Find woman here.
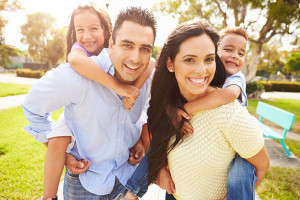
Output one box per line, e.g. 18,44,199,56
148,20,270,200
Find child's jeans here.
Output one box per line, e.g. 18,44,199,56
125,153,256,200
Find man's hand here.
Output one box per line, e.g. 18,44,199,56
157,166,176,194
128,139,145,165
65,153,91,174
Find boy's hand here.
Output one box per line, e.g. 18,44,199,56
128,139,145,165
114,84,140,100
65,153,91,174
174,109,193,136
122,96,136,111
157,166,176,194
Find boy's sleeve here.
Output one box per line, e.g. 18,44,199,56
223,71,247,106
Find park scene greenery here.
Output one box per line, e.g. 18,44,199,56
0,0,300,199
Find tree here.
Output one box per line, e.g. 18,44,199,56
152,0,300,81
0,0,22,36
21,12,66,68
45,27,67,68
285,52,300,75
0,44,22,68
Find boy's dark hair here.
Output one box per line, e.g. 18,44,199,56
112,7,157,43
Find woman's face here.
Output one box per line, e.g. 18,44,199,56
168,34,216,102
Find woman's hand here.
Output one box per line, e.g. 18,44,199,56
65,153,91,174
157,166,176,194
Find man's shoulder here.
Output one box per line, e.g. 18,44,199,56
90,48,112,72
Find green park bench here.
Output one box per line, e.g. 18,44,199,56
256,101,296,156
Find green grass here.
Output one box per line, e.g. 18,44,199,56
0,83,32,97
0,106,63,199
247,99,300,134
257,167,300,200
273,138,300,158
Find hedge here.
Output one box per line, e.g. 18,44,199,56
16,68,45,78
257,80,300,92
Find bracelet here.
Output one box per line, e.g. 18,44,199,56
41,195,58,200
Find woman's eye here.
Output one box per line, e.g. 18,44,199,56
184,58,194,63
206,57,215,62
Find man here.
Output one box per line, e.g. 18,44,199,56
22,7,156,199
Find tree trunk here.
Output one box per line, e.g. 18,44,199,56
48,59,56,69
243,41,263,82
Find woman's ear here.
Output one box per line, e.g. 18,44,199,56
167,58,174,72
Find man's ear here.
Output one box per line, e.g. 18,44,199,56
166,57,174,72
109,36,114,49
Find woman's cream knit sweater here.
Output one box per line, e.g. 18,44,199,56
168,100,264,200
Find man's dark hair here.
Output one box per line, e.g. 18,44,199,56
112,7,157,43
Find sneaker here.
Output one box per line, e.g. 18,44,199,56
113,193,129,200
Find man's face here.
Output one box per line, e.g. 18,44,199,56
109,21,154,84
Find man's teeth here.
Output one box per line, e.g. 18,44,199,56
189,77,206,84
126,64,138,70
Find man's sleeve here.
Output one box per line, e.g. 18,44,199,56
22,64,82,143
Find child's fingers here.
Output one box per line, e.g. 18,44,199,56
177,108,189,119
170,179,176,193
183,122,193,134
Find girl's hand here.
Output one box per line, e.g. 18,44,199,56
114,84,140,100
122,97,136,111
157,166,176,194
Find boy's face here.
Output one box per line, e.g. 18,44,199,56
109,21,154,84
217,34,247,76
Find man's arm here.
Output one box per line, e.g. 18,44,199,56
22,65,81,143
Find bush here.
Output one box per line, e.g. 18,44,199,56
246,81,264,94
16,68,45,78
258,81,300,92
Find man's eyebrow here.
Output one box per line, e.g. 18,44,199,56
120,39,153,49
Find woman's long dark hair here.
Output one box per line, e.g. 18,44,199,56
148,20,226,184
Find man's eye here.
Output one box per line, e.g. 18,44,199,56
141,47,151,53
123,44,132,48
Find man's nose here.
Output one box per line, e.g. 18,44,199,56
130,49,140,64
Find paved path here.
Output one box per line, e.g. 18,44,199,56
1,73,300,199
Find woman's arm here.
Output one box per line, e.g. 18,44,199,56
68,49,139,99
245,146,270,186
184,85,241,115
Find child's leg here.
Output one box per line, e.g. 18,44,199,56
165,193,176,200
227,154,257,200
43,136,71,199
124,150,150,199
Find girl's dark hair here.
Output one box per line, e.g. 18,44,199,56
148,20,226,184
66,2,112,61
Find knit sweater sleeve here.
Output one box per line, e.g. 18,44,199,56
223,101,264,158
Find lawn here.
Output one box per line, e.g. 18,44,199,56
257,167,300,200
0,83,32,97
0,106,63,199
247,99,300,134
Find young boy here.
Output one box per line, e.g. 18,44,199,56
116,27,255,200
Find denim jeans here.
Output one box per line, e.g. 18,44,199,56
125,150,149,198
164,155,257,200
63,168,127,200
226,155,257,200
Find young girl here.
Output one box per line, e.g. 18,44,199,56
42,3,154,200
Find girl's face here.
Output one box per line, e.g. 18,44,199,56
168,34,216,102
74,9,105,55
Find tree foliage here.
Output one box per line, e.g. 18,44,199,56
152,0,300,81
0,0,22,36
285,52,300,74
21,12,66,68
0,44,22,68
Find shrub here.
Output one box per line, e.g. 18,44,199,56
246,81,265,94
258,81,300,92
16,68,45,78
